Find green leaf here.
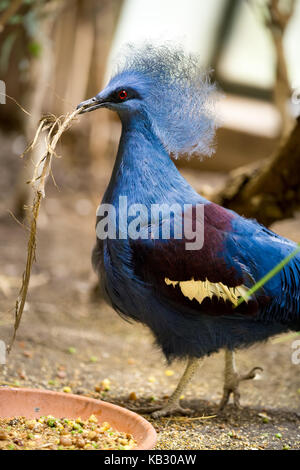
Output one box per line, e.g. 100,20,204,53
8,14,23,25
0,1,10,13
28,41,42,57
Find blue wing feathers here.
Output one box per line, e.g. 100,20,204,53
130,203,300,324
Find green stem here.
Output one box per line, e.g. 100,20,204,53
237,243,300,306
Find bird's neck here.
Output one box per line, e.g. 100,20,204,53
103,114,202,207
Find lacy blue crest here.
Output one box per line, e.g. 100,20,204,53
110,43,219,158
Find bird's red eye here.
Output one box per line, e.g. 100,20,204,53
118,90,128,100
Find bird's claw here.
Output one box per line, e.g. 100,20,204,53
128,402,194,418
151,404,194,418
219,387,241,410
219,366,263,411
240,366,263,381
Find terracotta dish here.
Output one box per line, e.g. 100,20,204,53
0,387,157,450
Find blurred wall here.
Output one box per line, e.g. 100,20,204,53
0,0,299,187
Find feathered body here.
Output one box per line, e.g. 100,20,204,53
87,45,300,362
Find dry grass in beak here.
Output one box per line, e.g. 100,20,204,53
8,106,85,353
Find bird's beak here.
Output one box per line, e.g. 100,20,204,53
76,95,108,114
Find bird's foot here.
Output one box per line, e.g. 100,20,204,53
151,403,194,418
219,366,263,411
128,401,194,418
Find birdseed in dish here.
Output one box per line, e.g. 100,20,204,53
0,415,136,450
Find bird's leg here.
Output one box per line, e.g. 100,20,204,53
219,349,263,410
151,357,203,418
130,357,203,418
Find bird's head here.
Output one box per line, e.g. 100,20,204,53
77,70,148,115
78,43,219,158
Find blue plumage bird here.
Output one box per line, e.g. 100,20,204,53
78,44,300,416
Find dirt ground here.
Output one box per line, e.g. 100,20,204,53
0,138,300,450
